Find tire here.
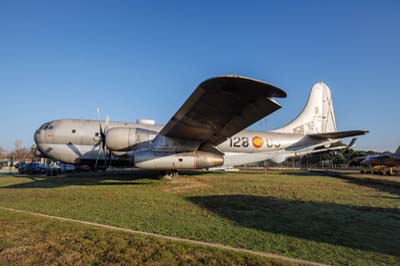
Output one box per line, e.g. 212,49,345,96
160,170,178,181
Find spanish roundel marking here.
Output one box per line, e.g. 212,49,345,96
252,136,263,148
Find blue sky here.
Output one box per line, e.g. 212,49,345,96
0,0,399,151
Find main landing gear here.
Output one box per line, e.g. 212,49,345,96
160,170,178,180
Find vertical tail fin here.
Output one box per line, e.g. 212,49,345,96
395,146,400,154
272,82,337,135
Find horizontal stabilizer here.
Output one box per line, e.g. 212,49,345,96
308,130,368,140
294,145,347,156
287,136,358,153
305,138,358,155
286,136,331,152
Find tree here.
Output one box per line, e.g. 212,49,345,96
333,152,346,165
14,139,22,160
0,146,7,160
9,140,35,161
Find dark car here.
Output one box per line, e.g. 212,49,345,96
18,162,42,174
15,161,25,169
75,164,91,172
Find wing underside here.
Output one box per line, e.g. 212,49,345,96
159,76,286,146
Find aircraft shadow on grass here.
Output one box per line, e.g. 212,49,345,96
2,170,221,189
186,194,400,257
282,171,400,197
2,172,158,189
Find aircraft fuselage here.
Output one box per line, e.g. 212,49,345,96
34,119,304,167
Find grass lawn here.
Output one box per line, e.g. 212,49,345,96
0,170,399,265
0,208,292,266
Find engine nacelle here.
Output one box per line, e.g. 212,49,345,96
133,150,224,170
105,127,137,151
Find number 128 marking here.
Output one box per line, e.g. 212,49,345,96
229,137,249,148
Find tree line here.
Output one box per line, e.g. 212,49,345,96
0,140,36,162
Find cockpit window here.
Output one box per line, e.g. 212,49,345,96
40,122,55,130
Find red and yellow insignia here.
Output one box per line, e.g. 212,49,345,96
252,136,263,148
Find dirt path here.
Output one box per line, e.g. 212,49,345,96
0,206,327,266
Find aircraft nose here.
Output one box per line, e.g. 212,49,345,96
34,123,47,149
34,128,43,145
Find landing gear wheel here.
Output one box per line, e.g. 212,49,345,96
160,170,178,181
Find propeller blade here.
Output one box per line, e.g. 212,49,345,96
95,147,101,170
96,107,101,122
95,108,111,170
105,115,110,129
104,149,112,168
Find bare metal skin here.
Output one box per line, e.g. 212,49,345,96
34,76,367,171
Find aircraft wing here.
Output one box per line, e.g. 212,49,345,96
159,76,286,146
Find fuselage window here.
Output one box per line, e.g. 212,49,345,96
95,132,99,137
72,129,76,134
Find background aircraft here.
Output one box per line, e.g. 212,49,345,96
34,76,367,179
361,146,400,175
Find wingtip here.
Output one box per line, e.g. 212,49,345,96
202,75,287,98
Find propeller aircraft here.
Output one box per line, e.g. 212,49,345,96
34,76,368,179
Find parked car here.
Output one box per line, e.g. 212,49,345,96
15,161,25,169
18,162,42,174
17,163,29,174
59,163,75,173
75,164,91,172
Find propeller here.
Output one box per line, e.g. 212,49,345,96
95,108,111,170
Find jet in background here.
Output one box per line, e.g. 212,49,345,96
361,146,400,175
34,76,368,179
